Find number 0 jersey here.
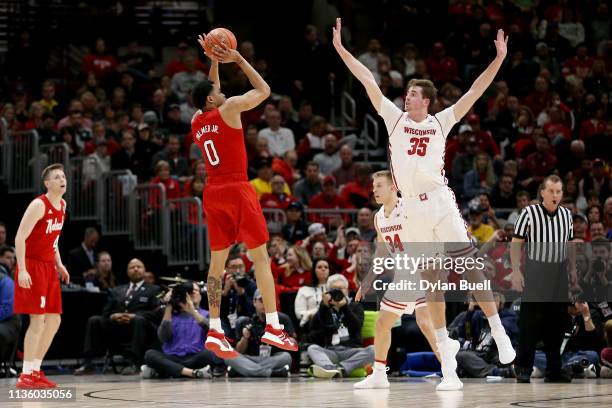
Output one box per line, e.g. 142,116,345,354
26,195,65,263
377,98,458,197
191,108,248,184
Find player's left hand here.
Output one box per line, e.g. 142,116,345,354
494,29,508,59
213,43,242,64
58,264,70,284
197,34,222,61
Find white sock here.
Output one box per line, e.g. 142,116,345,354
374,362,387,372
22,361,33,375
209,318,222,332
488,313,504,335
32,359,42,372
266,312,281,329
435,328,449,343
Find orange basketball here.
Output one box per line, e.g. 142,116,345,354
204,27,237,56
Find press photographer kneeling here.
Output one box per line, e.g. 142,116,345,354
142,281,223,379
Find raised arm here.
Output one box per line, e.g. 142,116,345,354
453,29,508,121
198,34,220,89
332,18,383,111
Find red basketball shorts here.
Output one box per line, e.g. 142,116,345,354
203,181,269,251
14,258,62,315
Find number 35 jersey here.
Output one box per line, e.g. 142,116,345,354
191,107,248,185
377,97,458,197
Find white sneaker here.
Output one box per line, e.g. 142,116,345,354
140,365,158,379
193,365,212,379
311,365,340,378
600,366,612,379
437,338,460,376
585,364,598,379
354,371,390,389
492,330,516,365
436,374,464,391
531,366,544,378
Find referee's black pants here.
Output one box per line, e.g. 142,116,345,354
516,259,568,377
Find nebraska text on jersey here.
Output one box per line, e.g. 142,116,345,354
45,218,64,234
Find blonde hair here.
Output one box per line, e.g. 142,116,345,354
372,170,393,183
290,245,313,272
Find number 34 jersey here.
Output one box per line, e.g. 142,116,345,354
191,108,248,184
375,198,410,256
377,97,458,197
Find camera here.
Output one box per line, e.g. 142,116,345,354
327,288,345,302
168,282,193,311
232,273,249,288
592,258,606,275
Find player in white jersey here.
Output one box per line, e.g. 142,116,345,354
332,18,515,391
354,171,438,389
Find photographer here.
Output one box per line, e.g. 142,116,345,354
581,239,611,301
141,281,223,379
306,274,374,378
221,255,257,331
225,289,294,377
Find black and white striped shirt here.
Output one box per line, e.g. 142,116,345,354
514,204,574,263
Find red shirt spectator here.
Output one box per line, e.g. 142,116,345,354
340,165,372,208
82,38,117,80
562,46,594,77
149,161,181,209
524,77,552,116
579,118,607,140
523,137,558,184
308,176,352,226
467,114,500,157
260,175,296,210
426,43,458,82
164,41,208,77
272,151,299,187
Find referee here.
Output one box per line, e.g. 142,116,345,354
510,175,577,384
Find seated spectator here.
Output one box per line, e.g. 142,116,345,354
590,222,606,241
164,41,207,77
136,123,162,166
293,161,322,204
313,135,341,176
425,42,458,83
507,191,530,226
356,208,377,242
524,76,552,117
171,54,206,102
151,135,189,181
306,274,374,378
282,202,309,244
340,164,372,209
164,104,191,136
519,136,558,196
149,161,182,207
250,157,291,198
111,130,149,181
59,105,92,151
221,256,258,328
297,116,335,163
141,281,222,379
490,174,516,210
333,145,357,187
0,223,6,247
84,122,119,156
67,227,99,284
75,258,161,376
478,193,502,230
226,289,293,377
0,245,15,276
573,213,589,241
272,150,300,188
468,207,494,243
358,38,384,73
451,135,480,197
81,38,117,81
308,176,351,226
118,40,155,80
463,153,497,200
579,159,610,205
0,251,20,367
82,139,111,183
83,251,116,291
260,175,296,211
295,259,330,328
588,205,603,224
277,246,313,292
467,114,501,160
257,109,295,157
455,292,518,378
38,80,59,115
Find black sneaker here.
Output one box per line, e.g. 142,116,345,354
271,365,290,378
544,371,572,383
212,365,227,378
515,367,531,383
120,363,140,376
74,362,95,376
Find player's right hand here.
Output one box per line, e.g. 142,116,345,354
332,18,343,51
213,44,242,64
18,270,32,289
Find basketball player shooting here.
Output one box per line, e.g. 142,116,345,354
191,34,297,358
333,18,515,390
13,164,70,389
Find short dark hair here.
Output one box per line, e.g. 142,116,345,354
192,80,214,110
41,163,65,182
225,254,244,268
541,174,562,191
0,245,14,257
305,161,319,170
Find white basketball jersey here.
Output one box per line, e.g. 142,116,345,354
375,198,410,255
378,97,458,197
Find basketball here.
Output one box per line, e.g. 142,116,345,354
203,27,237,56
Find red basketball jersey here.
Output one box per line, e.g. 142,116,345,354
26,195,65,262
192,108,247,184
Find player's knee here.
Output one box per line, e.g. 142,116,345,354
376,314,395,331
46,314,61,327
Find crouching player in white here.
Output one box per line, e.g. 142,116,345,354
333,19,515,391
354,171,438,389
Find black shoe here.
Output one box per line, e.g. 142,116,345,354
74,363,95,376
270,365,289,378
515,368,531,383
120,364,140,376
544,371,572,383
212,365,227,378
498,366,516,378
227,366,240,378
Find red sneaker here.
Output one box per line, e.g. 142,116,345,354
261,325,298,351
33,371,57,388
16,373,46,389
205,329,238,359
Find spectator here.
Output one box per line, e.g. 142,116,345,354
295,258,331,328
308,176,351,226
141,281,222,379
111,130,148,181
277,246,313,292
463,153,497,200
313,135,341,176
171,54,206,102
306,274,374,378
520,136,558,195
356,208,377,242
59,104,93,150
164,104,191,136
83,251,116,291
150,160,182,206
250,157,291,198
588,205,604,224
67,227,100,284
136,123,161,167
81,38,117,81
425,42,458,83
573,213,589,241
78,72,107,102
293,161,322,204
524,76,552,117
468,207,495,243
579,159,610,204
272,150,300,187
0,262,20,368
260,175,296,211
226,289,293,377
332,145,357,187
84,121,119,155
0,222,7,247
257,110,295,157
75,258,161,375
0,246,15,277
358,39,384,73
490,174,516,210
282,202,309,244
221,256,258,328
507,191,531,226
118,40,155,80
590,222,606,241
164,41,207,77
82,138,111,182
297,116,334,163
38,80,59,115
151,135,189,180
340,164,372,209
